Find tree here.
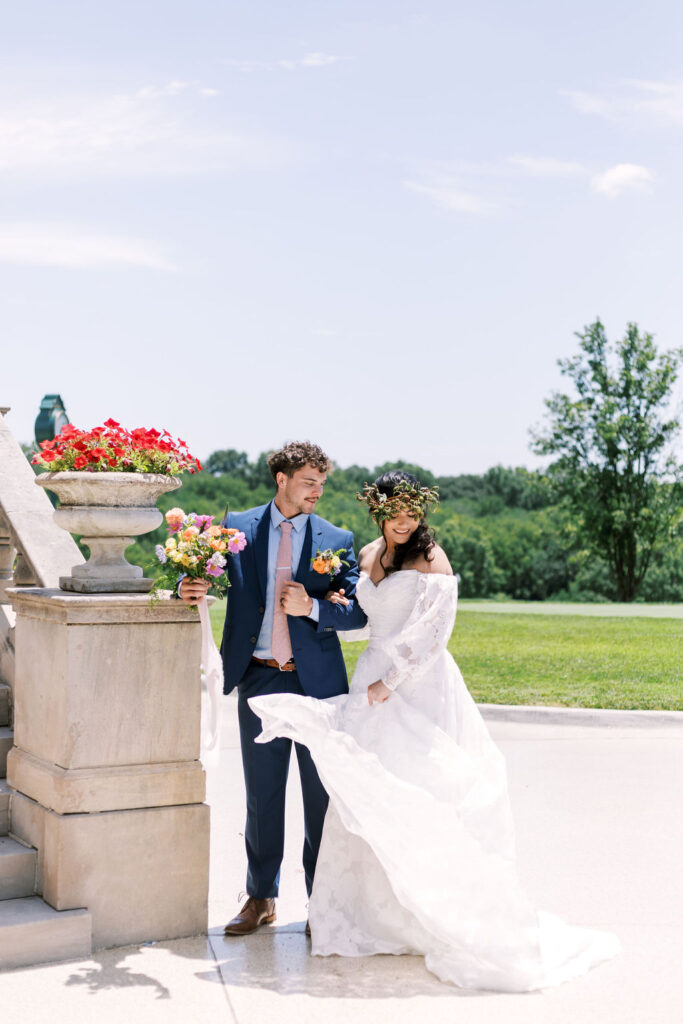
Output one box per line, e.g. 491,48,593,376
531,319,683,601
204,449,250,478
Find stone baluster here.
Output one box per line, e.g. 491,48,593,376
0,512,16,605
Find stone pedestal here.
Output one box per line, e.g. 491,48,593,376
6,588,210,949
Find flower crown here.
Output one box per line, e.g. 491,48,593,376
356,480,440,523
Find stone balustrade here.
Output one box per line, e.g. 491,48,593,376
0,406,209,966
0,407,84,697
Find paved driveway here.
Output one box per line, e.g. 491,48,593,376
3,698,682,1024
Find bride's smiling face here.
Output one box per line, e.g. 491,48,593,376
383,510,420,547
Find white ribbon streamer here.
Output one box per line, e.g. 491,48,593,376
197,595,223,766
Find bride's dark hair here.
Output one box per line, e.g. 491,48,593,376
375,470,436,575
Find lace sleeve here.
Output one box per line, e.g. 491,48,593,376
381,574,458,691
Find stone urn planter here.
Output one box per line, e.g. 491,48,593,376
35,472,181,593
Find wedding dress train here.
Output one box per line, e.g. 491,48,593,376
249,570,620,991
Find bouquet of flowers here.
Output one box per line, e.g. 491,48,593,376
31,419,202,475
152,507,247,601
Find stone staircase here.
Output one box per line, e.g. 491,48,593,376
0,681,92,970
0,411,92,971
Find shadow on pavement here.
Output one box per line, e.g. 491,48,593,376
64,947,171,1000
207,926,515,1001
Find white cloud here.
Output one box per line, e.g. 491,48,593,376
226,53,346,72
505,155,585,177
404,178,493,215
406,152,654,216
280,52,344,70
591,163,654,198
564,79,683,125
0,81,291,180
135,80,190,99
0,224,176,271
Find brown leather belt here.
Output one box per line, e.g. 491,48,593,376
251,656,297,672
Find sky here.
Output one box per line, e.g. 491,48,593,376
1,0,682,475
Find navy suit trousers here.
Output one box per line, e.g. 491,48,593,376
237,660,329,899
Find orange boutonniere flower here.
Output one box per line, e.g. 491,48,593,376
311,547,349,581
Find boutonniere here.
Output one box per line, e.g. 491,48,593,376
311,547,349,581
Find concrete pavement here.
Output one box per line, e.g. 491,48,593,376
2,696,682,1024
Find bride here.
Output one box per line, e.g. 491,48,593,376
249,470,620,992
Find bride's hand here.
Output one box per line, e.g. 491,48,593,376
368,680,392,705
325,588,350,606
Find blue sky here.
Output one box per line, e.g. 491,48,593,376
2,1,682,474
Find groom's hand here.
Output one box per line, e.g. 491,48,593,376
179,577,209,605
280,581,314,617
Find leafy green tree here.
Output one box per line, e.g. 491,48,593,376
249,452,276,490
531,319,683,601
438,519,505,597
372,460,436,486
204,449,250,478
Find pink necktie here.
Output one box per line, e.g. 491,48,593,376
271,520,293,667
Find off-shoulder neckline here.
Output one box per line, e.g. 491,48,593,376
357,568,452,589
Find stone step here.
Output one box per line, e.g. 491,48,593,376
0,727,11,778
0,684,9,728
0,781,9,836
0,836,36,900
0,897,92,971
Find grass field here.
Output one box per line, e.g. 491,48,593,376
209,601,682,711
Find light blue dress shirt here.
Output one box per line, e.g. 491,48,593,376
255,502,319,659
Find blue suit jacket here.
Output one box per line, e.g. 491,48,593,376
220,502,368,697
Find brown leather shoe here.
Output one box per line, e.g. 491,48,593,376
224,897,276,936
305,919,311,938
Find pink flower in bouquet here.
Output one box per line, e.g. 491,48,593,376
205,550,227,578
165,507,185,531
227,531,247,554
195,515,214,531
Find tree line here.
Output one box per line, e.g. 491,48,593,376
129,320,682,603
126,454,681,603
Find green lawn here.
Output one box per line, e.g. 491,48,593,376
209,601,682,710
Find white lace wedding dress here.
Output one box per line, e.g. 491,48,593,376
249,570,620,991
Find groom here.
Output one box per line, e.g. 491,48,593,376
180,441,367,935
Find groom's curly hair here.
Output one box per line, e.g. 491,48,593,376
267,441,331,480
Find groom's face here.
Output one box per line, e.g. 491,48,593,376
276,464,327,517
